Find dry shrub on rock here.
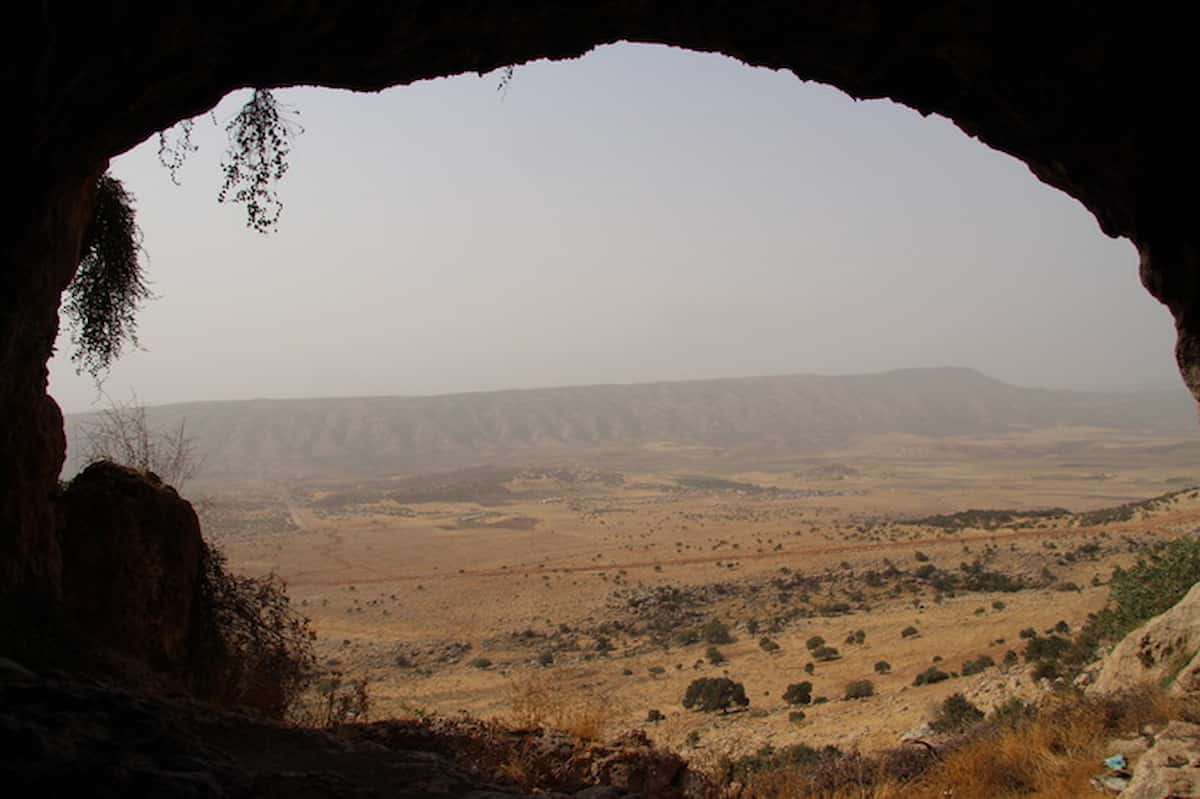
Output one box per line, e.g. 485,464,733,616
192,541,317,719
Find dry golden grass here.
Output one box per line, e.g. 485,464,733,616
505,671,624,741
731,686,1200,799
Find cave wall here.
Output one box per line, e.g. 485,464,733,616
1,3,1197,612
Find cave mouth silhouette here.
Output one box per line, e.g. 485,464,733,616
3,4,1197,614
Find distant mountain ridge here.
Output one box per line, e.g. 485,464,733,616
63,368,1198,482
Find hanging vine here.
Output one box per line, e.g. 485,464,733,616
218,90,302,234
157,118,199,185
63,173,153,379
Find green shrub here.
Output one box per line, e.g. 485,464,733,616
913,666,950,686
844,679,875,699
929,693,984,733
783,681,813,705
989,697,1036,729
1032,660,1060,681
722,743,843,783
813,645,841,662
682,677,749,713
788,710,806,724
702,619,734,644
961,654,995,676
901,626,919,639
469,657,493,669
672,628,700,646
1023,635,1071,662
1086,538,1200,643
705,645,726,665
759,637,781,654
874,660,891,674
806,635,826,651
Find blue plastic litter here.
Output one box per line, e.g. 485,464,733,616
1104,754,1127,771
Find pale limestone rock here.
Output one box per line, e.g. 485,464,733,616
1090,582,1200,696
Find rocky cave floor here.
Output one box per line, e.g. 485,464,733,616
0,657,691,799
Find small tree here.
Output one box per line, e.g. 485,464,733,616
682,677,749,713
874,660,892,674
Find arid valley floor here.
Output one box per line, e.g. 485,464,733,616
199,423,1200,760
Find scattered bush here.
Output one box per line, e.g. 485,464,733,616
805,635,826,651
683,677,749,713
929,693,984,734
758,637,780,654
705,645,726,665
469,657,493,669
913,666,950,686
874,660,891,674
788,710,806,724
961,654,995,676
783,681,813,705
646,708,665,723
1032,660,1060,681
901,626,919,639
702,619,734,645
1023,635,1071,663
813,645,841,662
672,628,700,647
844,679,875,700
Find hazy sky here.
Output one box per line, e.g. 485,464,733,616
48,43,1182,413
